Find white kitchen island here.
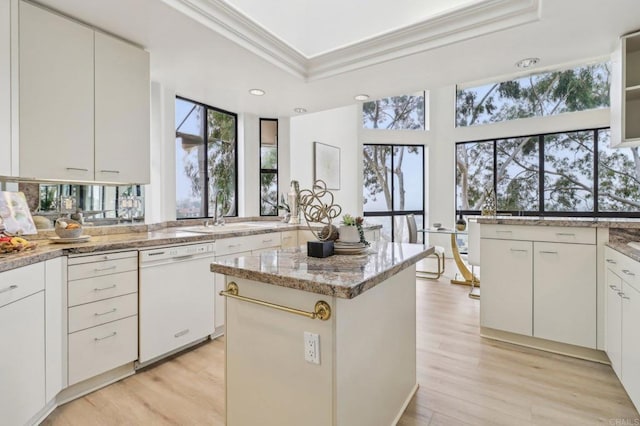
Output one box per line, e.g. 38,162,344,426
210,242,432,426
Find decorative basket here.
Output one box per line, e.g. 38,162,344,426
55,219,83,238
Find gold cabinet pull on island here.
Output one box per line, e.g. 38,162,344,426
220,281,332,321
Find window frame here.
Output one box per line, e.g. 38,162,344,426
175,95,238,220
362,91,427,131
259,118,278,216
455,127,640,218
363,143,426,241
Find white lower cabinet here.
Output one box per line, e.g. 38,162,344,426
0,291,45,426
480,225,597,349
606,263,623,376
67,251,138,386
533,242,596,348
480,238,532,335
621,282,640,409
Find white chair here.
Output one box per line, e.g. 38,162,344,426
406,214,445,279
467,218,480,299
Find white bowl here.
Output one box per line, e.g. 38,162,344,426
432,223,442,229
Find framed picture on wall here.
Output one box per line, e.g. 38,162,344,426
314,142,340,190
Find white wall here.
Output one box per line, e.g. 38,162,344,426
290,105,360,217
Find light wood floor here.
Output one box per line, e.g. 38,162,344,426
43,259,639,425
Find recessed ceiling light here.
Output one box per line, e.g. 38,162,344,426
293,107,307,113
249,88,265,96
515,57,540,69
354,94,370,101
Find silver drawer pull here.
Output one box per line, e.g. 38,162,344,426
94,308,117,317
262,239,273,243
610,285,620,291
228,244,240,248
622,269,636,276
622,294,631,300
510,248,528,252
0,284,18,294
606,259,617,264
539,250,558,254
99,169,120,174
556,233,575,237
94,265,117,272
174,329,190,338
94,332,117,342
496,230,513,233
94,284,116,292
66,167,89,172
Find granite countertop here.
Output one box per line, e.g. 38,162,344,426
210,242,433,299
476,216,640,228
606,241,640,263
0,221,383,273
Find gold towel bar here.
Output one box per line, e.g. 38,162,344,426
219,282,332,321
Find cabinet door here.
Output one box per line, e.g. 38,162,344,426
94,32,150,184
605,266,623,377
533,242,596,348
0,0,10,176
622,282,640,410
45,258,65,400
19,2,94,180
480,238,533,336
0,292,45,426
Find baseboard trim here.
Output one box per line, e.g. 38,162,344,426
56,363,135,406
392,382,419,426
481,327,609,364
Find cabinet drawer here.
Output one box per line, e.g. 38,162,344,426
481,224,595,244
68,256,137,281
68,250,137,266
68,315,138,386
68,292,137,333
216,233,281,256
0,262,45,308
68,270,138,306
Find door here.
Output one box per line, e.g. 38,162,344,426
605,266,623,376
622,282,640,409
94,32,150,184
19,2,94,180
480,238,533,336
533,242,596,348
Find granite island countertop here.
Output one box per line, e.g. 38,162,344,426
210,242,433,299
476,216,640,228
0,221,382,273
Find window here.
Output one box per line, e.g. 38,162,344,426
362,92,426,130
456,128,640,217
363,144,424,242
456,61,610,127
260,119,278,216
175,97,237,219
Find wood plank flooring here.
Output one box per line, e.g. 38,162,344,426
43,259,639,425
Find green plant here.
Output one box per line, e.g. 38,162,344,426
341,214,370,246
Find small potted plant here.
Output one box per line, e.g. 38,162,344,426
339,214,369,245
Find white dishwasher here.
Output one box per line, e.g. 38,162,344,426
139,242,215,365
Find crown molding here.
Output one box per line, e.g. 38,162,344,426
160,0,307,79
162,0,541,82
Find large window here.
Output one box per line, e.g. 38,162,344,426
456,61,610,127
363,144,424,242
456,128,640,217
175,97,237,219
260,119,278,216
362,92,426,130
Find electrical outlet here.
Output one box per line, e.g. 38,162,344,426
304,331,320,364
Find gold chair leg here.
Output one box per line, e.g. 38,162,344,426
417,252,443,280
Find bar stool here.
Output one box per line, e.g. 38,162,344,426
406,214,445,279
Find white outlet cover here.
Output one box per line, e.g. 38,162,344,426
304,331,320,364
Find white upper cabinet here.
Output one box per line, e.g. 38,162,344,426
612,30,640,147
19,1,94,181
0,0,10,176
95,32,150,184
18,2,150,183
